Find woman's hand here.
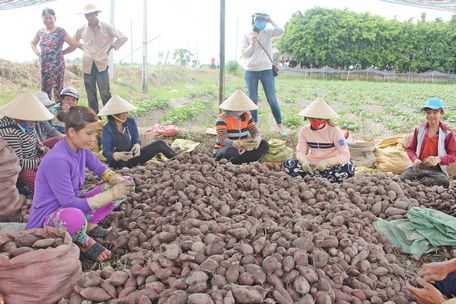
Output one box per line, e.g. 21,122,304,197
297,156,313,173
406,277,446,304
250,32,258,44
413,159,423,171
418,262,452,282
423,156,440,167
131,144,141,157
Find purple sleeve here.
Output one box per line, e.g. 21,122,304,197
85,149,107,178
43,157,91,212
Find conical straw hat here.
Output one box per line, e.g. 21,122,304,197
98,95,137,116
298,97,339,119
219,90,258,111
33,91,53,106
0,92,53,121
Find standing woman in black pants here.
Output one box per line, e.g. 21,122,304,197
99,95,176,169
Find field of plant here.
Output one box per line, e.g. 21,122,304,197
1,62,456,139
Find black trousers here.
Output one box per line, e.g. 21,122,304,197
214,140,269,164
112,140,177,169
400,166,449,188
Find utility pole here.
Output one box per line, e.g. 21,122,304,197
142,0,148,93
130,19,133,64
109,0,115,78
235,18,238,60
219,0,225,105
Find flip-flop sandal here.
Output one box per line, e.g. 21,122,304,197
87,225,109,238
80,242,110,262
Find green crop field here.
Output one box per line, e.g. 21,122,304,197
1,64,455,139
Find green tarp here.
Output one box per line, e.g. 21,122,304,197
374,207,456,256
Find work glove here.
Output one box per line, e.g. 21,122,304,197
131,144,141,157
87,183,131,211
297,156,313,173
113,151,133,162
423,156,440,167
315,159,332,172
412,159,423,171
108,174,132,187
232,139,243,150
253,135,262,149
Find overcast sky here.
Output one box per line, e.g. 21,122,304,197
0,0,453,65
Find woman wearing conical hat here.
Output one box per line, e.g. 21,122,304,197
0,92,54,192
284,98,355,183
99,95,177,169
214,90,269,164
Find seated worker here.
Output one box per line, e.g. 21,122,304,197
401,98,456,188
99,95,177,169
26,106,134,262
407,258,456,304
0,92,54,192
284,97,354,183
50,87,80,133
214,89,269,164
33,91,64,149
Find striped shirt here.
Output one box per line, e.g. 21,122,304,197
0,116,42,170
296,124,351,164
215,111,258,149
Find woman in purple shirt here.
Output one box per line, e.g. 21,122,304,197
26,106,133,262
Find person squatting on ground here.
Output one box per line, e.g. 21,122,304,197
214,90,269,164
284,97,355,183
67,3,127,114
407,258,456,304
26,106,134,262
31,7,78,101
241,11,288,136
99,95,177,169
401,98,456,188
0,93,56,192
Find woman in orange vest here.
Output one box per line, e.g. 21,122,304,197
214,90,269,164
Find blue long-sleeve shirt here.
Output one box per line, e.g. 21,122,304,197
101,117,140,166
26,139,107,229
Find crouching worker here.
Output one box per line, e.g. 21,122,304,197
26,106,135,262
284,98,354,183
99,95,177,169
0,92,55,193
407,258,456,304
401,98,456,188
214,89,269,164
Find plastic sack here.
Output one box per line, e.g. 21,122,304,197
0,139,23,221
146,124,179,136
348,139,376,168
0,227,81,304
374,135,412,174
171,139,200,154
261,139,294,163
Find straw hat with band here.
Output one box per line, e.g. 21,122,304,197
97,95,137,116
219,90,258,112
298,97,339,120
0,92,53,121
33,91,54,107
81,3,101,15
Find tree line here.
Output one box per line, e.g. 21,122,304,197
276,7,456,73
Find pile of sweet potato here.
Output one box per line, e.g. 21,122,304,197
60,154,454,303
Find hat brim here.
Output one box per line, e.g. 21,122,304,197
421,106,444,111
80,9,101,14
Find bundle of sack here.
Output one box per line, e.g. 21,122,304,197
0,138,23,221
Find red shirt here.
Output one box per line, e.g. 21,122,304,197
418,133,438,161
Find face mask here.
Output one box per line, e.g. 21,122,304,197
254,21,266,30
113,114,127,124
309,118,327,129
232,111,245,117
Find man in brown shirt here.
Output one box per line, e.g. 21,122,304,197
67,3,127,113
